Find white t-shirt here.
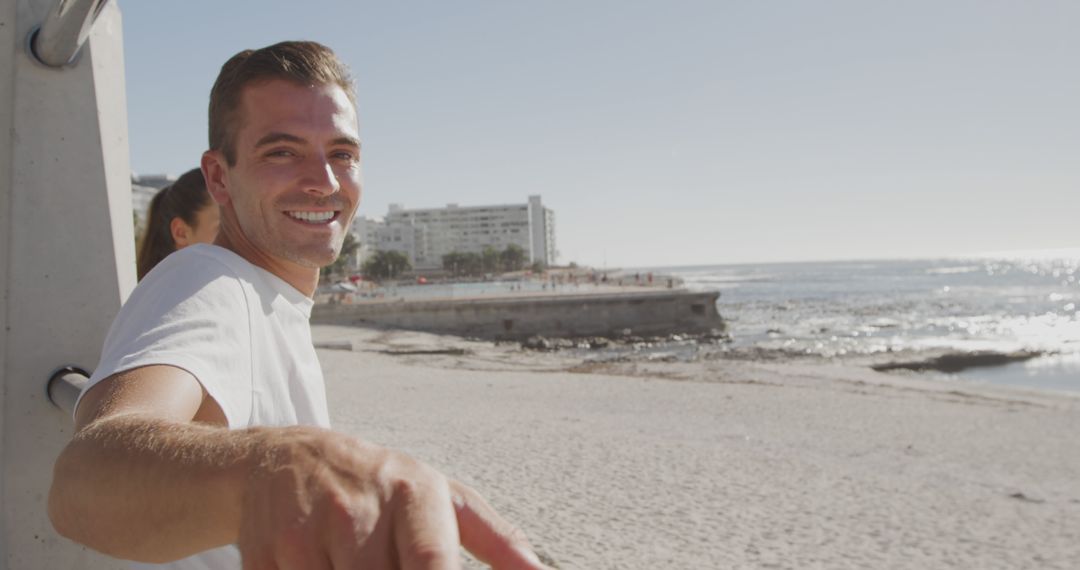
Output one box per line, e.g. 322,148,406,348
79,244,330,569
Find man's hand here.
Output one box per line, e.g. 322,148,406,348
238,426,548,570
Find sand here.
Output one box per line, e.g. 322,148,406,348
312,324,1080,570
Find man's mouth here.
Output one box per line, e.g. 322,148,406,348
286,210,338,224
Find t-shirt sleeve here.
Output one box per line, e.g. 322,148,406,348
78,255,253,428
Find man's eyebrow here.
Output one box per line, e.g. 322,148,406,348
331,136,362,149
254,132,306,148
253,133,361,150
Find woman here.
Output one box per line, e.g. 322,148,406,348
136,167,220,280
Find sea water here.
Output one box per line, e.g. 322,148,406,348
657,253,1080,394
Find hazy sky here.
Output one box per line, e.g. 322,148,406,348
119,1,1079,267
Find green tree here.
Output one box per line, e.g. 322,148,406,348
362,249,411,280
320,233,359,279
463,252,483,275
481,246,500,274
530,260,546,274
442,251,468,277
499,244,526,272
443,251,492,277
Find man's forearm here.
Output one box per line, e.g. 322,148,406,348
49,414,259,562
50,414,550,569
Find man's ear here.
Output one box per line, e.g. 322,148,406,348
201,150,231,205
170,217,192,248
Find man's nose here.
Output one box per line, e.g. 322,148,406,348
302,154,340,197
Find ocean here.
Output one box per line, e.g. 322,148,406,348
659,253,1080,394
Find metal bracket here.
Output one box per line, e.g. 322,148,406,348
26,0,111,68
47,366,90,415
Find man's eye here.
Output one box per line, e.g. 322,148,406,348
332,151,358,161
266,149,295,158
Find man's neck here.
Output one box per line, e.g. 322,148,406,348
212,230,318,298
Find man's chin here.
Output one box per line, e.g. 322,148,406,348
280,248,340,269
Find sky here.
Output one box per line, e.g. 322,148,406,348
118,1,1080,268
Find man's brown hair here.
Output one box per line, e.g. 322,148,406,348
208,41,356,165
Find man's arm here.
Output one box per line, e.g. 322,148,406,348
49,366,548,568
49,365,249,560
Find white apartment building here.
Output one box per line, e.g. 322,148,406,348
346,216,381,270
350,195,556,271
131,173,176,231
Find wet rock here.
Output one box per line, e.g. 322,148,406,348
522,336,552,351
551,338,576,350
704,328,730,341
871,350,1044,374
587,337,611,349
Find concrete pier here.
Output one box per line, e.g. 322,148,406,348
312,289,723,340
1,1,132,567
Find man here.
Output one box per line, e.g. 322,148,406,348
48,41,547,570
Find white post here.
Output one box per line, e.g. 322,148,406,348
0,0,133,567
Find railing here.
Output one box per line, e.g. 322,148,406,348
27,0,111,68
47,366,89,416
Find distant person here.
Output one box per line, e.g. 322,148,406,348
136,168,219,280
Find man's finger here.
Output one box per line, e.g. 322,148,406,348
450,480,550,570
327,493,393,570
333,531,395,570
392,476,461,570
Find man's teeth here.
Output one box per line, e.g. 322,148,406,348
288,211,335,222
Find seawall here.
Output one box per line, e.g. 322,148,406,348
312,289,723,340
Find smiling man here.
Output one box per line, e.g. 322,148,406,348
48,41,546,570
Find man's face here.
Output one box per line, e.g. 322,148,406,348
211,79,362,270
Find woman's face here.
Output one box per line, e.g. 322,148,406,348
174,203,221,249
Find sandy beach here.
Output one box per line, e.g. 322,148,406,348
312,324,1080,569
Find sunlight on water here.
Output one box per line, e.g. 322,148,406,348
664,254,1080,392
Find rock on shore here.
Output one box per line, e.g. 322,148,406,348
871,350,1044,373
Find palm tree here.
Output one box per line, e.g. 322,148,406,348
362,250,412,280
500,244,526,272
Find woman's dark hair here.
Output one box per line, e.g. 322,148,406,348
136,168,213,280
